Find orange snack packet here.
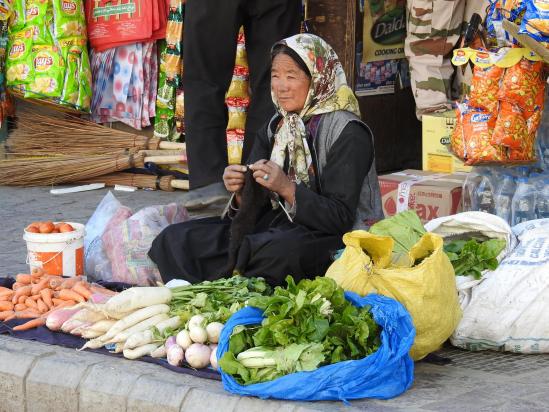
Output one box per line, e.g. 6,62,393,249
461,109,506,165
498,59,544,117
469,65,504,114
491,101,528,149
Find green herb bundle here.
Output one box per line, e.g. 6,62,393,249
444,238,506,279
219,276,381,385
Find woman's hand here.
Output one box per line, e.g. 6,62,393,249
223,164,247,193
250,160,296,205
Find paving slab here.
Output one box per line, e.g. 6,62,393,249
1,186,549,411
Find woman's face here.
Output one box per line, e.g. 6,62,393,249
271,53,311,113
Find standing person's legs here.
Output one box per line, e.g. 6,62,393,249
183,0,242,207
241,0,302,162
405,0,466,120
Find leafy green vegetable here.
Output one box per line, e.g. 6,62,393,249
444,238,506,279
369,210,426,265
219,276,380,385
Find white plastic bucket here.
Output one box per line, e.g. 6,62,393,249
23,222,85,276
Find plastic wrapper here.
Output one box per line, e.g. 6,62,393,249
52,0,86,39
451,107,466,160
491,101,528,149
9,0,26,30
226,97,248,130
498,58,544,118
25,0,50,27
25,45,65,98
61,50,79,105
520,0,549,41
5,28,33,86
469,65,504,114
462,108,505,165
227,128,244,165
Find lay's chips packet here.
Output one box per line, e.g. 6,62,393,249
26,45,65,98
77,45,91,111
8,0,26,30
25,0,50,27
61,48,80,105
52,0,86,39
6,28,33,85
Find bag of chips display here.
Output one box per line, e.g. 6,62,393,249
520,0,549,41
461,108,506,165
52,0,86,40
469,65,504,114
26,45,65,98
491,101,528,150
498,58,544,118
6,28,33,86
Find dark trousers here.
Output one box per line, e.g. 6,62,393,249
183,0,302,188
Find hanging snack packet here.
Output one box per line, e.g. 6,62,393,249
227,128,245,165
52,0,86,39
226,66,249,99
498,58,544,118
451,106,466,160
77,46,92,111
6,28,33,85
61,49,80,105
9,0,26,30
520,0,549,41
154,107,174,139
226,97,249,130
29,11,54,45
469,65,504,114
26,45,65,98
25,0,50,26
491,101,528,149
461,108,505,165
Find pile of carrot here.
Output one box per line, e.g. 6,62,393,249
0,268,104,330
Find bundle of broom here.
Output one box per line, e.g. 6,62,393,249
6,108,185,156
78,172,189,191
0,152,145,186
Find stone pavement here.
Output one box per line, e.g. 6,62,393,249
1,186,549,412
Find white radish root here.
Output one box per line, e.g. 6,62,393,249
102,304,170,341
124,343,160,360
104,287,172,314
107,314,169,344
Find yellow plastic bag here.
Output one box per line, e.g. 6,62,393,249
326,230,461,360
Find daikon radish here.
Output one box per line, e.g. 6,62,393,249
81,329,104,339
68,308,106,324
102,304,170,341
79,336,107,350
124,316,182,350
107,314,169,343
123,343,160,360
113,343,124,353
87,319,116,334
150,345,167,358
61,319,89,334
104,287,172,315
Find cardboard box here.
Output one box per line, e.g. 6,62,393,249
422,112,472,174
378,170,467,223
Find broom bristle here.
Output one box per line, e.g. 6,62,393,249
0,152,144,186
7,109,162,154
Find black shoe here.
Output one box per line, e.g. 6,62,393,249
181,182,230,210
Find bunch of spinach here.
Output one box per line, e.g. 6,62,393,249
219,276,380,385
444,238,506,279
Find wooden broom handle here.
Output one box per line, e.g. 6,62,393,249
171,180,189,190
144,155,187,164
159,141,186,150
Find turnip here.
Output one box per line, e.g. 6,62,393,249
185,343,211,369
46,308,80,331
102,304,170,341
206,322,224,343
123,343,160,360
167,344,185,366
104,286,172,314
188,314,205,328
165,336,177,350
176,329,192,349
150,345,167,358
209,344,218,369
189,325,208,343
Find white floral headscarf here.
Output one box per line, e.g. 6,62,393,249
270,34,360,187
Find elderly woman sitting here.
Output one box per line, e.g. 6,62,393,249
149,34,383,286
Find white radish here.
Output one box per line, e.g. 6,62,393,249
102,304,170,341
113,343,124,353
150,345,167,358
167,344,184,366
123,343,160,360
210,345,218,369
206,322,224,343
108,313,169,343
123,316,182,350
104,287,172,314
68,308,106,324
188,314,205,328
87,319,117,334
81,329,104,339
189,326,208,344
176,330,193,349
185,343,211,369
61,319,89,334
46,308,80,331
78,336,107,350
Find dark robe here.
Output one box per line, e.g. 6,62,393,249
148,117,374,286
